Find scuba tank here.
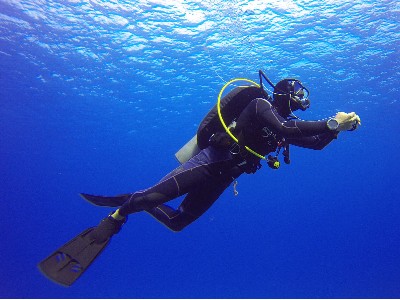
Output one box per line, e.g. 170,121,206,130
197,85,269,150
175,85,269,164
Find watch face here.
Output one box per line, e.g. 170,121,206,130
328,119,338,130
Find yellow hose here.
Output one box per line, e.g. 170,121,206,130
217,78,266,160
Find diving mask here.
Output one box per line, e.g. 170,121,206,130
290,80,310,111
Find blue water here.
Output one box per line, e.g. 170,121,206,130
1,0,399,298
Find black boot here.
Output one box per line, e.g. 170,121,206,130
90,212,127,243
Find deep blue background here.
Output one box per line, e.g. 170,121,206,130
1,0,399,298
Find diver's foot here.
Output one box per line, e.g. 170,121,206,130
90,212,127,243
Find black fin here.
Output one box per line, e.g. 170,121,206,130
38,228,110,286
80,193,128,207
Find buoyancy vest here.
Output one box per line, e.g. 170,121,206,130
196,85,270,150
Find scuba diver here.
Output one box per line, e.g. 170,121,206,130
38,70,361,286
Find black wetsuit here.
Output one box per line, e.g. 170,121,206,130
118,97,337,231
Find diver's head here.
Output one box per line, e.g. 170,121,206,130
273,79,310,118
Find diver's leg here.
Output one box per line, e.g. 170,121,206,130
118,162,214,216
118,147,234,216
146,166,242,231
89,148,240,241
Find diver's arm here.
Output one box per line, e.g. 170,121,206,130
255,99,331,137
255,99,361,137
286,131,339,150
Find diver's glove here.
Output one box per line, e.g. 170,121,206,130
333,112,361,131
90,210,127,243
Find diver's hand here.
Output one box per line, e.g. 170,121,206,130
334,112,361,131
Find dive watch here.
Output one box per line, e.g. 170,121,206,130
327,118,339,131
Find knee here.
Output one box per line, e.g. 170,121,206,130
168,212,197,232
168,222,187,232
